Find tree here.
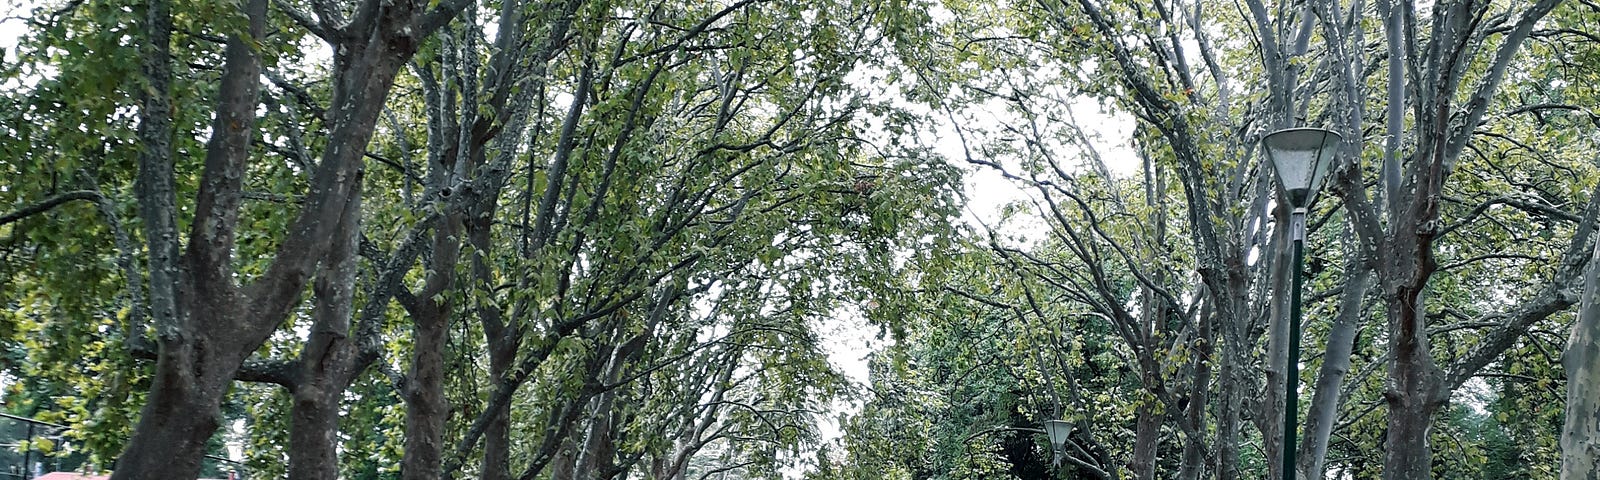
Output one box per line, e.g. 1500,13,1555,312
9,0,1600,477
113,0,479,476
0,0,473,476
860,0,1600,478
1565,210,1600,479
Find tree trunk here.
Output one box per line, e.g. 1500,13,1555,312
1298,258,1373,479
402,298,453,480
575,334,641,480
468,186,517,480
1563,237,1600,480
1382,286,1443,480
112,346,232,479
575,392,620,480
1256,216,1292,480
1131,402,1158,480
1212,350,1244,480
481,333,517,480
289,387,345,480
288,189,367,480
113,0,463,475
1210,216,1260,480
112,0,265,475
1178,309,1211,480
548,433,581,480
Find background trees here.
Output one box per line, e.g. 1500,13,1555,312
3,0,1600,478
3,0,960,477
813,0,1600,478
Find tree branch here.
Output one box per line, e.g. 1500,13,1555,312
0,191,105,227
236,358,298,388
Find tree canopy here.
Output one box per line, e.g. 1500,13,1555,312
2,0,1599,479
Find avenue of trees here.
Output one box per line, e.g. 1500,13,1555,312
0,0,1598,479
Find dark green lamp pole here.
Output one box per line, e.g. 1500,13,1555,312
1262,128,1341,480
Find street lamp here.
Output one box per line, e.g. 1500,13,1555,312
1043,419,1074,468
1262,127,1341,480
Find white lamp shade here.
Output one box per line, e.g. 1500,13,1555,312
1263,128,1342,209
1044,420,1073,449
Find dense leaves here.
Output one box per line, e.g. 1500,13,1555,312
2,0,1600,478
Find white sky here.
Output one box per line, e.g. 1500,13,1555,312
1,6,26,63
810,64,1138,465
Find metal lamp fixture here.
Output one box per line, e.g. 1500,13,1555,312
1043,419,1074,467
1263,128,1342,213
1260,127,1341,480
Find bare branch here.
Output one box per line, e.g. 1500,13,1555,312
272,0,329,40
236,358,298,388
0,191,105,227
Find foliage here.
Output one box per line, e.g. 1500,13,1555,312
2,0,1599,477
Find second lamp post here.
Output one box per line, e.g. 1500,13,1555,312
1261,127,1342,480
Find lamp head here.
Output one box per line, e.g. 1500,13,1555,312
1262,128,1342,209
1044,419,1073,450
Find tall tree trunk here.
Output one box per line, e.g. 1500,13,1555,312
574,329,646,480
1178,308,1212,480
1563,236,1600,480
113,347,234,478
113,0,266,475
481,325,518,480
115,0,464,475
467,172,517,480
1132,402,1159,480
288,188,367,480
402,300,451,480
574,391,621,480
289,388,344,480
1381,284,1444,480
1256,213,1292,480
549,434,580,480
1212,347,1245,480
1372,0,1560,475
1298,258,1373,479
1212,262,1256,480
402,219,460,480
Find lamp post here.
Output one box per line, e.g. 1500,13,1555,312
1261,127,1341,480
1043,419,1074,468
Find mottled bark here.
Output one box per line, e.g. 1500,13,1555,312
1256,211,1292,480
547,434,580,480
132,0,179,347
574,388,621,480
1379,199,1447,480
1376,0,1405,218
288,379,344,480
1212,348,1246,480
1297,257,1373,479
112,342,234,479
1178,340,1209,480
115,0,467,476
1131,402,1158,480
113,0,267,475
401,215,461,480
288,187,366,480
400,300,451,480
471,189,516,480
441,51,596,479
1564,236,1600,480
478,270,515,480
1298,0,1568,475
